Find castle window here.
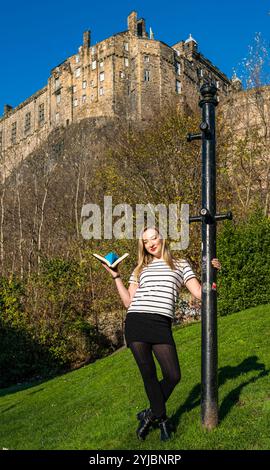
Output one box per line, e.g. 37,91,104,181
199,68,204,77
176,62,181,75
55,77,60,89
100,72,105,82
11,122,17,144
120,71,125,79
24,112,31,134
216,80,220,89
99,87,104,96
144,55,150,63
124,58,129,67
55,112,60,123
91,46,96,55
144,70,150,81
176,80,182,94
92,60,97,70
90,80,94,87
73,85,77,93
124,42,129,51
82,80,87,89
56,92,61,104
100,59,104,68
73,98,78,107
75,68,81,78
82,94,87,103
75,54,80,63
38,103,45,124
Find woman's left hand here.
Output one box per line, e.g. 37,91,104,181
211,258,221,270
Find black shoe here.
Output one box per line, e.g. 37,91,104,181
136,408,152,421
158,418,173,441
136,410,155,441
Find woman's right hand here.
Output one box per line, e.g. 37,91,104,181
101,263,119,279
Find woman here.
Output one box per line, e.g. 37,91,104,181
101,225,221,441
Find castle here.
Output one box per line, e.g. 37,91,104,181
0,11,233,167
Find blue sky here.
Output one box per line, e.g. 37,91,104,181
0,0,269,113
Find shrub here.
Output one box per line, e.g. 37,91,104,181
217,210,270,316
0,258,112,388
0,276,60,387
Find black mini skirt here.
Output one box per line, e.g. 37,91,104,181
124,311,174,348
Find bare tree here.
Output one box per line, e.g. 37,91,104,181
220,32,270,217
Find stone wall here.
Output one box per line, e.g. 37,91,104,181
0,10,232,172
220,85,270,137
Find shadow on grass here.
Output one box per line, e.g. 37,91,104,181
171,355,269,429
0,321,117,398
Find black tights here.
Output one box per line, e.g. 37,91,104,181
129,341,181,419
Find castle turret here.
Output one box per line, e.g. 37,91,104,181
231,72,243,92
184,33,198,53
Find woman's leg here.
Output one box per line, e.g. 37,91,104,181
152,342,181,402
129,341,167,419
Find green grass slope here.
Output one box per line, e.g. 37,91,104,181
0,305,269,450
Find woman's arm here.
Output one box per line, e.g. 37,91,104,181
185,258,221,300
185,277,202,300
101,263,138,308
114,278,138,308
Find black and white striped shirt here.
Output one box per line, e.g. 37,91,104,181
127,258,197,319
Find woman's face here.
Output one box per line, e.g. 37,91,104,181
142,228,163,258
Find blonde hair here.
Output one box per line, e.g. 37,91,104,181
133,225,179,282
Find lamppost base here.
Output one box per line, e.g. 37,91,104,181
201,403,219,430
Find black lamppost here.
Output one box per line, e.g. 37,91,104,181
187,83,232,429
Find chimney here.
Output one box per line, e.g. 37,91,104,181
128,11,137,35
137,18,147,37
83,30,91,48
4,104,13,115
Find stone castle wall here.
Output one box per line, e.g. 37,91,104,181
0,11,232,170
221,85,270,137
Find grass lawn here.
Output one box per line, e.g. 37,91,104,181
0,304,269,450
